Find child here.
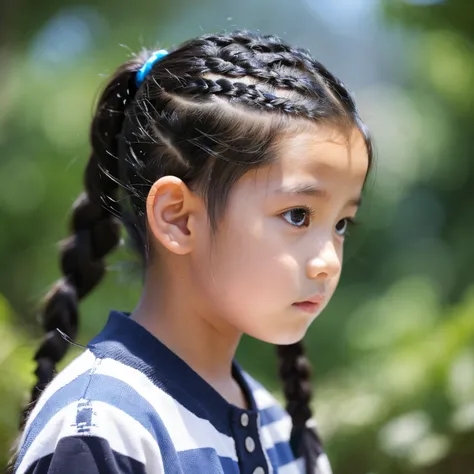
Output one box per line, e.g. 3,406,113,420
11,30,372,474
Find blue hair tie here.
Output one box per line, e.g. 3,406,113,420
136,49,168,87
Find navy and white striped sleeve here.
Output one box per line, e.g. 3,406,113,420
15,400,164,474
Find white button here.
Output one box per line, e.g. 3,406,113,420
240,413,249,427
253,468,265,474
245,436,255,453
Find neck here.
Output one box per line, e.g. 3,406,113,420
131,264,244,403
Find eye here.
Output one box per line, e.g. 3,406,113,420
281,207,312,227
335,218,356,237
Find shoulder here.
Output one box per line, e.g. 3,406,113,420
16,350,165,474
21,347,183,442
18,349,239,474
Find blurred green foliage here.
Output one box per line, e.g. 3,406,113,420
1,0,473,472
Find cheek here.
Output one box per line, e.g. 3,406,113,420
207,217,299,310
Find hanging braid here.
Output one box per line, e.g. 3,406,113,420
18,52,152,431
14,30,372,474
277,343,325,473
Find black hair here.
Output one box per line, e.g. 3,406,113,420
15,30,373,473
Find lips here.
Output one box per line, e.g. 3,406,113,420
304,294,324,305
292,301,320,314
292,294,324,314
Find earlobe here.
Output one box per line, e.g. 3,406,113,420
146,176,197,255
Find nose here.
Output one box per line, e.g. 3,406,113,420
306,240,341,280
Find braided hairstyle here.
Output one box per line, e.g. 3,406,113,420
18,30,372,473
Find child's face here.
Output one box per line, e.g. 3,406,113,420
192,125,369,345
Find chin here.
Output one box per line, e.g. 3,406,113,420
252,320,311,346
270,329,308,345
238,305,321,345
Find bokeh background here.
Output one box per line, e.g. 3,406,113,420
1,0,473,472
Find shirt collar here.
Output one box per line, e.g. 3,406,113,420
87,310,258,434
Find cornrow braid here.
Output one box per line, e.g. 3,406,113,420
202,31,354,104
204,31,293,54
202,56,325,96
175,78,330,118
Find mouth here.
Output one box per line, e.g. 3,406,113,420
292,301,320,314
292,295,324,314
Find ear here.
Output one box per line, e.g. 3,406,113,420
146,176,202,255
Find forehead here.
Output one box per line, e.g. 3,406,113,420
239,125,369,199
272,125,368,184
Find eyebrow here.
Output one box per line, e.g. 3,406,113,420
275,183,362,207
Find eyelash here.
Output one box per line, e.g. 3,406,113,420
280,206,358,236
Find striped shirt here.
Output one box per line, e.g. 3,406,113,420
15,311,332,474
